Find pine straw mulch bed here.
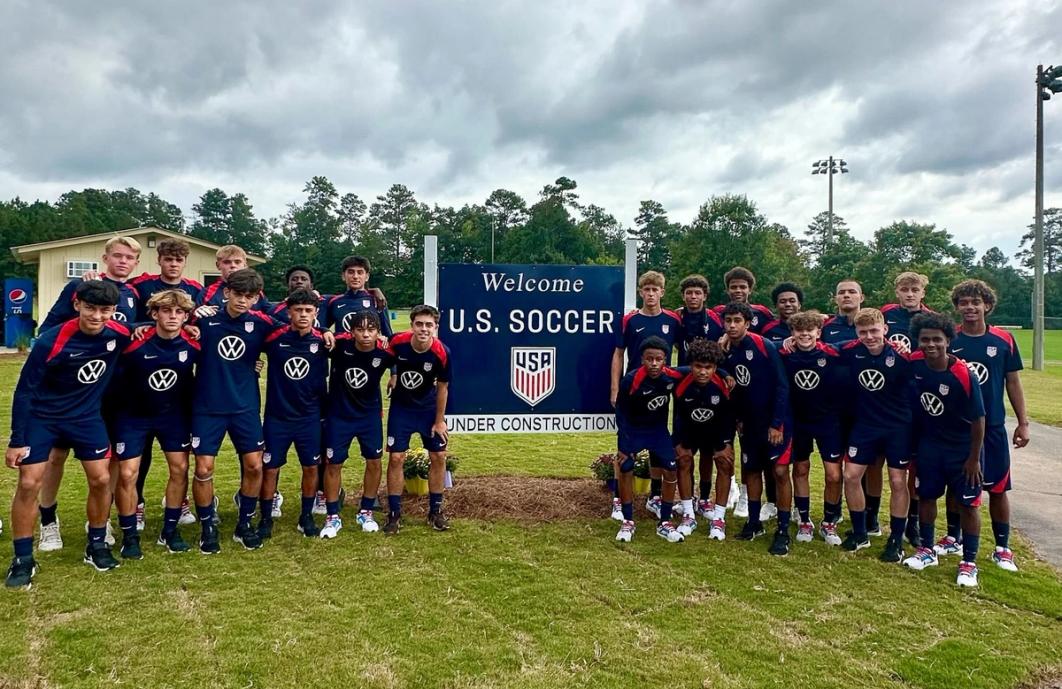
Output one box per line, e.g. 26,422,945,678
382,476,657,522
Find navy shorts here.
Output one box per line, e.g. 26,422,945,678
386,405,447,453
846,425,911,469
793,419,844,464
191,410,264,456
673,434,723,461
739,426,793,473
20,415,111,464
618,426,676,470
112,413,192,460
916,444,983,507
263,417,323,469
325,411,384,463
982,424,1011,494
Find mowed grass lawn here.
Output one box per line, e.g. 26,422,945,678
0,330,1061,688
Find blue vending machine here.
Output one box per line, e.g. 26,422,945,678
4,278,35,348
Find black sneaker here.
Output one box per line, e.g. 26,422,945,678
233,522,263,550
842,532,871,552
383,514,401,535
905,519,921,548
84,543,120,571
257,517,274,540
880,539,905,563
735,521,765,541
5,556,38,589
157,531,190,553
199,523,221,555
769,530,790,556
867,521,883,537
427,511,450,532
120,534,143,560
297,514,319,538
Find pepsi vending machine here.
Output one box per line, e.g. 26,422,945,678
4,278,34,348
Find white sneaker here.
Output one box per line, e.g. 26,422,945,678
992,547,1018,572
616,520,635,542
677,515,697,537
610,497,624,521
84,520,115,546
312,490,327,516
697,499,715,518
956,561,979,587
656,521,685,543
903,546,939,571
709,518,727,541
180,498,196,526
734,489,749,519
819,521,842,546
645,496,662,519
759,502,778,522
320,514,343,539
672,501,686,517
933,535,962,557
271,491,283,519
39,519,63,552
796,521,815,543
135,502,146,532
356,510,379,533
212,495,221,526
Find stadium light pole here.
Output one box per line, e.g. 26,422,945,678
1034,64,1062,371
811,156,848,243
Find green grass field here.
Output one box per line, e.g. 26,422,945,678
0,329,1061,688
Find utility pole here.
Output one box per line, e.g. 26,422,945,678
812,157,848,243
1034,63,1062,371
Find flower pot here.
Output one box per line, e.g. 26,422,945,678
633,477,651,495
404,477,430,496
444,470,454,489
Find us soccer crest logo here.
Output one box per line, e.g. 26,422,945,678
511,347,556,407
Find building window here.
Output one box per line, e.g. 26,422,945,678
66,260,99,279
202,272,222,286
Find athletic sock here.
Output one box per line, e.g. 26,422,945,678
866,495,881,526
429,492,443,515
826,500,843,524
301,495,315,516
660,501,673,523
889,516,907,545
607,478,618,497
920,520,935,548
388,494,402,518
908,497,920,519
650,479,662,498
13,537,33,559
850,509,867,539
237,493,257,527
39,503,58,526
162,506,181,537
738,483,748,500
621,502,633,521
326,500,340,516
946,510,962,540
748,501,762,528
196,501,215,525
118,513,136,540
699,479,711,501
992,520,1010,550
259,497,274,520
681,499,694,517
794,496,810,523
962,533,980,563
712,504,726,520
360,496,376,511
88,526,106,546
777,510,791,532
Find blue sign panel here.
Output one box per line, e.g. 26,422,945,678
4,277,35,348
438,264,623,433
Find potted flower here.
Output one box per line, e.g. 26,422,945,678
632,451,651,495
590,452,617,495
403,448,430,496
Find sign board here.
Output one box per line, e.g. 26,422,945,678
438,263,623,433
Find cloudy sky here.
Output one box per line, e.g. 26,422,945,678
2,1,1061,259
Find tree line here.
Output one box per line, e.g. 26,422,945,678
0,177,1057,327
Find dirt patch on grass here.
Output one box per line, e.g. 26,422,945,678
1022,672,1062,689
385,476,639,522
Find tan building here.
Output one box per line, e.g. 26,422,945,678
10,226,266,319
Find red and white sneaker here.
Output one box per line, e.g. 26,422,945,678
312,491,327,516
135,502,146,532
934,535,962,557
179,498,196,526
610,497,624,521
956,561,979,587
656,521,685,543
697,499,715,518
708,518,726,541
677,515,698,537
796,521,814,543
616,520,635,543
992,547,1018,572
819,521,842,546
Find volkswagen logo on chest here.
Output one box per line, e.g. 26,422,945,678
148,368,178,391
218,336,246,361
345,367,369,389
77,359,107,384
284,356,310,380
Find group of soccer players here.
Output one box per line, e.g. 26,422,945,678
611,266,1031,587
5,236,453,589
